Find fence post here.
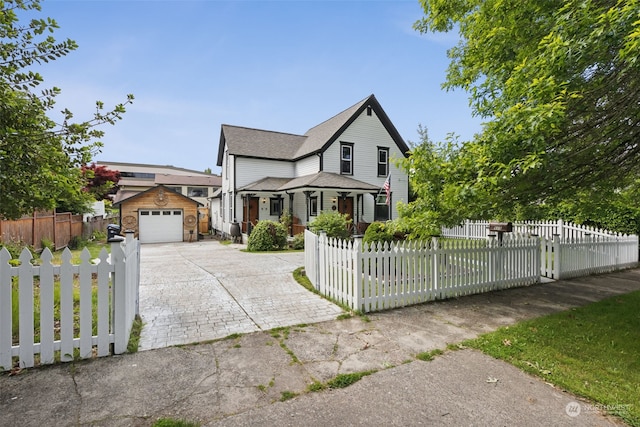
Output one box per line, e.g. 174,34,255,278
353,236,363,312
431,237,439,298
111,241,127,354
552,234,561,279
125,230,140,316
319,231,327,294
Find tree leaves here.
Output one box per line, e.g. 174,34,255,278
412,0,640,220
0,0,133,219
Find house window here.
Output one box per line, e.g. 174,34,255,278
270,198,282,216
341,143,353,175
378,147,389,177
188,187,208,197
167,186,182,194
374,194,390,221
309,197,318,216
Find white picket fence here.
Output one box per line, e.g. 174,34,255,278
541,235,639,279
441,219,628,241
305,230,540,313
0,234,140,371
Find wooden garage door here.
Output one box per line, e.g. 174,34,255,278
139,210,183,243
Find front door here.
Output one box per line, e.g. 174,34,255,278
338,197,354,221
243,197,259,233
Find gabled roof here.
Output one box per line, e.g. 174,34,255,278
113,185,203,206
237,172,380,193
216,94,409,166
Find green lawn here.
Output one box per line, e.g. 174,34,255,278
462,290,640,426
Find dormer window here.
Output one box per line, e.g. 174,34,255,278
341,143,353,175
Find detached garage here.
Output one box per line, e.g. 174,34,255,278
115,185,202,243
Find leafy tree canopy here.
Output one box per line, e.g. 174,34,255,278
413,0,640,213
0,0,133,219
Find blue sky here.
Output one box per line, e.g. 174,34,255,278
36,0,482,173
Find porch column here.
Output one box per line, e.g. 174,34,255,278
288,192,294,237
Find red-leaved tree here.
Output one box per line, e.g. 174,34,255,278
81,163,120,201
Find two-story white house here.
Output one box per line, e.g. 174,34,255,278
214,94,410,239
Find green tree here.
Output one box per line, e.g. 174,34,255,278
414,0,640,210
397,126,495,239
0,0,133,219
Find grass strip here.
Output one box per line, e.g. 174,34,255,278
462,290,640,426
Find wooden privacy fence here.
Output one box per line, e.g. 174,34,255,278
441,219,629,241
305,230,540,313
0,211,111,251
0,233,140,371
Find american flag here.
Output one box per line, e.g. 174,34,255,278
383,174,391,205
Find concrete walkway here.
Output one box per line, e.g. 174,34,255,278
138,241,343,350
2,268,638,426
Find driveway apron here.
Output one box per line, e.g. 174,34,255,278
137,241,343,350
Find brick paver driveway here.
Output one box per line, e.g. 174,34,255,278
137,241,343,350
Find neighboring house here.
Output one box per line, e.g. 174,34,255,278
98,161,221,208
98,161,221,242
114,185,202,244
215,94,410,239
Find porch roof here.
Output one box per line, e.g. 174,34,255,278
238,172,380,193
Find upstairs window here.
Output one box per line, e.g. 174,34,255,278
378,147,389,177
187,187,208,197
341,143,353,175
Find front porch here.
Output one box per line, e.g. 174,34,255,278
235,172,391,237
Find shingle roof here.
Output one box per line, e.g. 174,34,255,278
295,97,369,157
216,94,409,166
237,177,293,192
238,172,380,193
219,126,306,162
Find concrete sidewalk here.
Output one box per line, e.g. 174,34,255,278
2,269,639,426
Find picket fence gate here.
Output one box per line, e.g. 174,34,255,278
305,230,540,313
0,233,140,371
541,235,639,279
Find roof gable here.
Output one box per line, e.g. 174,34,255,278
216,94,409,166
113,184,203,206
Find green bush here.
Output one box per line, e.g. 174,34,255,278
0,240,33,258
41,238,55,252
308,211,352,240
67,235,89,250
363,222,395,245
247,220,288,251
291,232,305,250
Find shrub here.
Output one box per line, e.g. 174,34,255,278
363,220,410,245
291,232,305,250
67,235,89,250
247,220,287,251
308,211,352,240
41,238,55,252
280,211,292,229
91,230,107,241
0,240,33,258
363,222,394,245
